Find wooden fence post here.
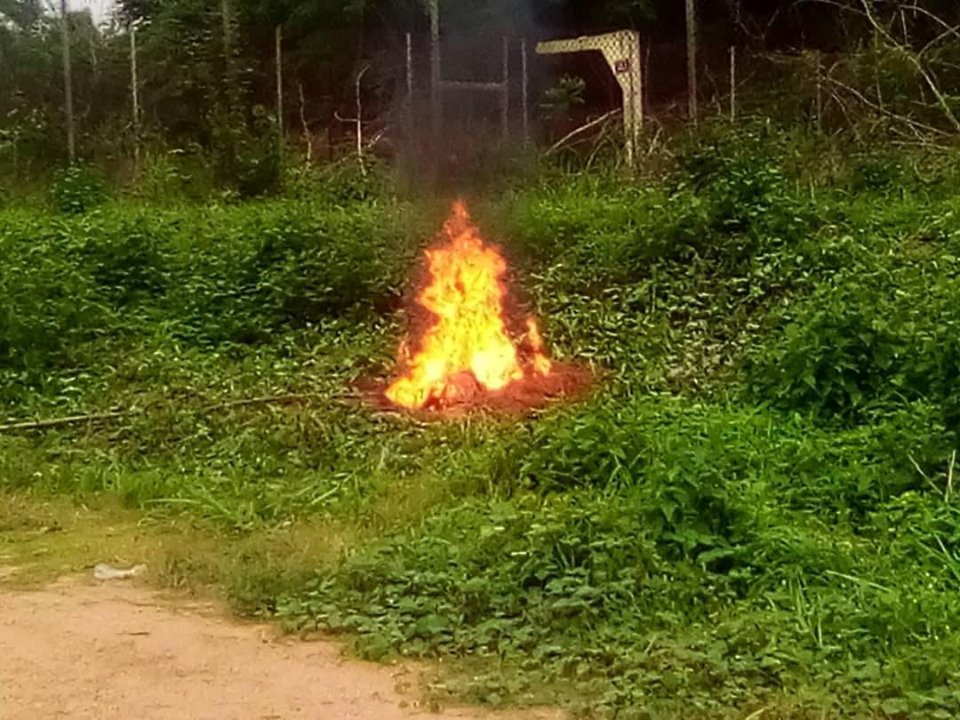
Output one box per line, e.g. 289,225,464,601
729,46,737,121
502,36,510,140
60,0,76,163
429,0,441,140
275,25,284,143
130,23,140,171
521,39,530,143
686,0,698,124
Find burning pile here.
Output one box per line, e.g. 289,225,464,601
385,201,560,411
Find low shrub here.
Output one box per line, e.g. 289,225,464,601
49,164,108,214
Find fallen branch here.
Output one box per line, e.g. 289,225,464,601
0,393,351,434
204,392,333,412
545,110,621,156
0,410,137,433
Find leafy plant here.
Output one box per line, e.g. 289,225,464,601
541,75,587,123
49,165,107,215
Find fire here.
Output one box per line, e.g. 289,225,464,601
386,200,552,410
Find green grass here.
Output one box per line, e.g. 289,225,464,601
2,124,960,718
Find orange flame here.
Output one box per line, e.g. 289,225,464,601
386,200,552,409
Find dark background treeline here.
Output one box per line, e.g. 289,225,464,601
2,0,959,190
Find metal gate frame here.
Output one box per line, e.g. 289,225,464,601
536,31,644,166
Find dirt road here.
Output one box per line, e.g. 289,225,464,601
0,579,561,720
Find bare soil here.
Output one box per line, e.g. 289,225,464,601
0,578,562,720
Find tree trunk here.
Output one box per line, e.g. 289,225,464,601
221,0,237,110
729,46,736,122
60,0,76,163
221,0,233,60
406,32,414,143
275,25,284,142
429,0,440,139
521,39,530,143
130,24,141,172
686,0,698,124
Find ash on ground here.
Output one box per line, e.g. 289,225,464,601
360,362,593,418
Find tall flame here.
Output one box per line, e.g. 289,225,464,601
386,201,552,409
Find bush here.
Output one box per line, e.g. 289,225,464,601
162,201,415,344
78,216,171,308
0,217,111,380
0,193,418,376
49,165,107,214
746,252,960,425
211,109,282,199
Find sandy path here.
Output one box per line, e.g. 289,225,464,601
0,580,561,720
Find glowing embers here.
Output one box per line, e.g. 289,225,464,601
385,201,554,411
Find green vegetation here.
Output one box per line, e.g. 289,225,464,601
2,124,960,719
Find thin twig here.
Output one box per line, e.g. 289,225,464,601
545,110,621,156
297,79,314,165
351,64,371,175
900,3,960,39
644,124,664,158
0,393,349,434
857,0,960,131
908,454,942,495
824,569,891,594
823,73,950,139
0,410,137,433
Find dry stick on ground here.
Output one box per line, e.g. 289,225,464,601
545,110,622,156
0,409,136,433
585,116,634,169
0,393,354,434
908,454,943,496
643,124,664,158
